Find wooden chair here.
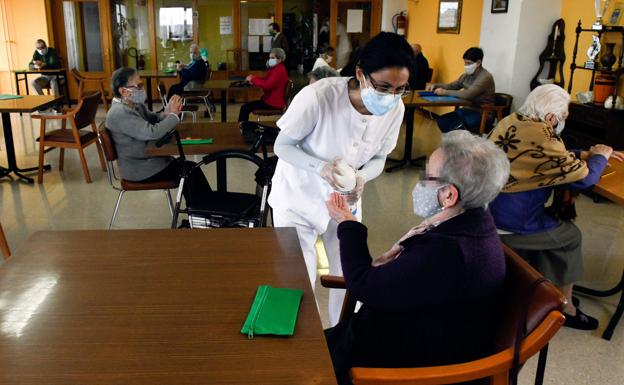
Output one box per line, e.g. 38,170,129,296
479,93,514,135
0,221,10,260
33,91,106,183
97,125,176,229
70,68,110,111
156,81,199,122
320,245,565,385
251,80,294,121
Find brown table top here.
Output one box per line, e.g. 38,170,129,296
138,70,178,78
0,228,336,385
145,122,275,156
0,95,63,113
13,68,67,74
402,92,473,107
189,79,257,92
594,159,624,206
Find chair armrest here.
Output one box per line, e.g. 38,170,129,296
320,275,346,289
31,113,71,120
481,104,506,113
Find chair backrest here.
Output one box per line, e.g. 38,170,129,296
426,68,434,83
495,93,514,117
284,79,294,107
156,81,167,105
97,124,118,162
70,67,85,82
73,91,101,129
346,245,565,385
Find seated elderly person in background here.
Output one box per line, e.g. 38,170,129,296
426,47,494,133
313,45,335,70
308,66,340,85
237,48,289,122
105,67,211,205
488,84,624,330
167,43,208,99
325,130,509,385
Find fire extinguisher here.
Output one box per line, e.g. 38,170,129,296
393,11,407,36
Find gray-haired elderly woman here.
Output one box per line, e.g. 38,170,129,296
324,130,509,385
238,48,289,121
308,66,340,84
488,84,624,330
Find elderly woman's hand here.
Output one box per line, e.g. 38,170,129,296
434,88,447,96
610,150,624,162
165,95,183,115
245,75,254,83
326,192,356,224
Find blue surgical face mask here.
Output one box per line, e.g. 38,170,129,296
412,181,446,218
125,88,146,105
359,76,401,116
267,58,278,67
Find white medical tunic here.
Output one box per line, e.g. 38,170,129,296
268,77,405,234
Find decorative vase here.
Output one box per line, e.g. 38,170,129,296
593,73,616,106
600,43,617,71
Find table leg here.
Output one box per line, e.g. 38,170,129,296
385,107,425,172
63,70,71,107
221,90,227,122
146,77,154,111
14,72,20,95
574,268,624,340
1,112,51,183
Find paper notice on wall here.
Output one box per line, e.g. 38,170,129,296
346,9,363,33
262,36,273,52
219,16,232,35
249,18,272,35
248,36,260,53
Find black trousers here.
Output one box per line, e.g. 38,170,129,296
139,159,211,205
238,99,275,122
167,83,186,100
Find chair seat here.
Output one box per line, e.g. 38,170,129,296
38,129,97,144
182,105,199,112
121,179,179,191
252,108,284,116
188,191,259,218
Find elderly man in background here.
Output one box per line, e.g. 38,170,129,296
167,43,208,99
30,39,61,96
488,84,624,330
409,43,430,90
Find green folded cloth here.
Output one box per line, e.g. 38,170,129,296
180,138,213,145
241,285,304,338
0,94,24,100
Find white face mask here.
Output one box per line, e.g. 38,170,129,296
554,117,566,135
464,62,478,75
37,48,47,55
359,76,402,116
267,58,278,67
125,88,146,105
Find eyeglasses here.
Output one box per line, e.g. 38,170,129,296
417,171,461,199
367,75,410,97
124,84,144,90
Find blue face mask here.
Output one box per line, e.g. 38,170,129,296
267,58,278,68
359,76,401,116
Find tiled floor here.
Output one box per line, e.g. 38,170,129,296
1,103,623,384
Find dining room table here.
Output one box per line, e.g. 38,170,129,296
184,80,258,122
0,227,337,384
13,68,71,107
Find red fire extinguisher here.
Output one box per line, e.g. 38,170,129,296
394,11,407,36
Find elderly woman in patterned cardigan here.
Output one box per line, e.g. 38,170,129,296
488,84,624,330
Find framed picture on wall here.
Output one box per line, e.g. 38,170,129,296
437,0,462,34
491,0,509,13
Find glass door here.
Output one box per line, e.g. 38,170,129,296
330,0,381,69
110,0,152,71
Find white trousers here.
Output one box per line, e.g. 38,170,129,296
273,212,345,327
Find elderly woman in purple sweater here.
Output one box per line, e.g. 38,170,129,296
324,130,510,385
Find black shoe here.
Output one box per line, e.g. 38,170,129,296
572,296,580,307
563,308,599,330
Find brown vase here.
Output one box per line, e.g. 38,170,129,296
600,43,617,71
594,73,616,106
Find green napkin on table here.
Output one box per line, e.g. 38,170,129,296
180,138,213,145
0,94,24,100
241,285,304,338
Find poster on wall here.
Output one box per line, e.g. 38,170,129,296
346,9,363,33
263,36,273,52
248,36,260,53
249,18,272,35
220,16,232,35
491,0,509,13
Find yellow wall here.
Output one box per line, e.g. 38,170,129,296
406,0,483,85
198,0,234,67
561,0,624,98
0,0,49,94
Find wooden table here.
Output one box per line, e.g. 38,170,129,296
574,159,624,340
145,121,275,156
185,80,257,122
13,68,71,107
386,93,472,172
0,228,337,385
0,95,63,183
137,70,178,111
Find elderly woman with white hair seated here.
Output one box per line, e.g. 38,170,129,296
324,130,509,385
488,84,624,330
308,66,340,84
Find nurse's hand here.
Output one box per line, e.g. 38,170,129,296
425,84,435,92
326,192,356,224
344,174,365,205
320,159,349,190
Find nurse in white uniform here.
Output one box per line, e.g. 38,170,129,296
269,32,415,326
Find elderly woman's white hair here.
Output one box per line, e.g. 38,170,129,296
438,130,510,209
271,48,286,61
517,84,570,121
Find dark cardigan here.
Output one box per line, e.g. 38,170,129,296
326,208,506,385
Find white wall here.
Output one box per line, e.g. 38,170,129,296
381,0,408,32
479,0,562,109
